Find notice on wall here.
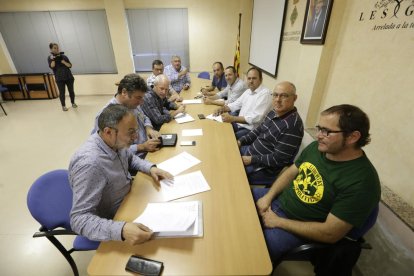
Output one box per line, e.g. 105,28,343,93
358,1,414,31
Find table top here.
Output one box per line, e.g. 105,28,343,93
87,79,273,275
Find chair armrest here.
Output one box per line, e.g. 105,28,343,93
252,166,266,173
288,242,330,255
33,229,77,238
357,237,373,249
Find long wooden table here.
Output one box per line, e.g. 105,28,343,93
88,79,273,275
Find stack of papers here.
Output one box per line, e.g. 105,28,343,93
160,170,211,201
134,201,203,238
206,114,223,123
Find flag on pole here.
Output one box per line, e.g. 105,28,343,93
233,13,241,77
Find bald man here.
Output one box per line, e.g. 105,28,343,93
238,81,304,185
141,74,185,130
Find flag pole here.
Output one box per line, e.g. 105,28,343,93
233,13,242,77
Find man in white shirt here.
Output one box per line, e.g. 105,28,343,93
203,66,247,106
214,67,272,139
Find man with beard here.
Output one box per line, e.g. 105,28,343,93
253,104,380,271
70,104,172,244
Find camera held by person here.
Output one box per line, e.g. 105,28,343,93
52,52,65,61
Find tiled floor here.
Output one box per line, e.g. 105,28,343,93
0,96,313,275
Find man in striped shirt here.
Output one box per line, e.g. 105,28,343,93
141,75,185,131
238,81,304,186
147,59,182,103
163,55,191,93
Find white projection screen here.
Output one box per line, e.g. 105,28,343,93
249,0,287,77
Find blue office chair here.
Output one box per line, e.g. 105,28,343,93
247,166,286,187
0,84,13,116
197,71,210,80
0,101,6,116
27,169,100,276
275,205,379,275
0,84,15,101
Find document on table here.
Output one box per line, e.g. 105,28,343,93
182,129,203,137
157,151,201,176
206,113,223,123
182,99,203,104
160,170,211,201
134,201,203,238
175,113,195,124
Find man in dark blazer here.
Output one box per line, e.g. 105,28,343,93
305,0,327,38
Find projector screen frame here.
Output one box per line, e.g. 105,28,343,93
248,0,288,78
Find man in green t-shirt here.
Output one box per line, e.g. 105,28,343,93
253,104,380,265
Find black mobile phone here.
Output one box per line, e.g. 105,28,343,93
125,255,163,276
198,114,206,119
156,136,163,148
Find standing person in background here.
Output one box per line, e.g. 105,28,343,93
47,43,77,111
163,55,191,93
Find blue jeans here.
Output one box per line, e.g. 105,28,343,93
232,123,250,139
240,146,280,186
252,188,306,262
229,110,251,139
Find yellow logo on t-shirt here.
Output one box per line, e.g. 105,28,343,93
293,162,324,204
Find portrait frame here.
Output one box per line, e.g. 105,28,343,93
300,0,334,45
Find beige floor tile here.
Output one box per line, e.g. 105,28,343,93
0,235,93,276
0,95,313,275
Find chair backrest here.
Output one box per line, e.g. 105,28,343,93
0,84,9,92
294,131,315,162
197,71,210,80
280,204,380,262
27,169,73,230
346,205,379,240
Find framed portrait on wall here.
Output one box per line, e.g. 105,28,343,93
300,0,334,45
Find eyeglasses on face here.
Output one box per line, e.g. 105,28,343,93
315,125,346,136
271,92,293,99
110,127,138,137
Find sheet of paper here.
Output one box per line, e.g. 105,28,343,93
175,113,195,124
134,201,198,232
206,113,223,123
182,99,203,104
182,129,203,137
157,151,201,176
174,112,185,118
160,170,211,201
